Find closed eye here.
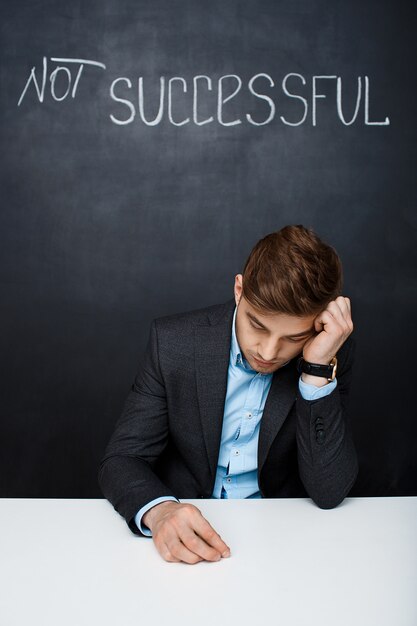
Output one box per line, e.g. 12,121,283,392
285,336,308,343
249,320,265,331
248,318,313,341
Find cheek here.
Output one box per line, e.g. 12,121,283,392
283,342,304,356
238,327,257,350
246,327,259,343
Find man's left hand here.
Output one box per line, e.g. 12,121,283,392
301,296,353,386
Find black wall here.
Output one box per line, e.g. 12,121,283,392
1,1,416,498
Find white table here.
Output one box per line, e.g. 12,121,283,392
0,497,416,626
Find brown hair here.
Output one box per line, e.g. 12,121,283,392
241,225,343,316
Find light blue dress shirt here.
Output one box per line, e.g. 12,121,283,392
135,305,337,535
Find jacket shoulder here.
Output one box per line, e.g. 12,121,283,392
154,298,235,330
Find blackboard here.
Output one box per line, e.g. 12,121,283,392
1,0,416,498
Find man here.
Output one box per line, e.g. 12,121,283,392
99,225,358,564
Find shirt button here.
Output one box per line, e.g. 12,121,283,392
234,450,240,456
247,412,252,419
226,477,232,483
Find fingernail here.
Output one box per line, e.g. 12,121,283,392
222,550,231,558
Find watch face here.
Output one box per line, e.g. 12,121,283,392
329,357,338,380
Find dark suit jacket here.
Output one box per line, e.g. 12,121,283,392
98,298,358,536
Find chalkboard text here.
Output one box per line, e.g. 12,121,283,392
18,57,390,127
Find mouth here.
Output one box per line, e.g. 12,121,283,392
253,356,277,367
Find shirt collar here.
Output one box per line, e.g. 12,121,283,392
231,305,250,370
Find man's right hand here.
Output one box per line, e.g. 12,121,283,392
143,501,231,564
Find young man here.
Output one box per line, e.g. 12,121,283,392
99,225,358,564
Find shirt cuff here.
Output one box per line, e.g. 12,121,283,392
298,376,337,401
134,496,179,536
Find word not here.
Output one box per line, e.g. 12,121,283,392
17,56,106,106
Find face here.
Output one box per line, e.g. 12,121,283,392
234,274,316,374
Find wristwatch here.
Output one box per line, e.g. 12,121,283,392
297,356,338,381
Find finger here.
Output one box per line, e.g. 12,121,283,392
327,301,349,329
165,539,205,564
313,309,335,333
192,515,231,557
180,529,223,562
334,296,352,323
342,296,351,314
159,541,181,563
331,298,354,333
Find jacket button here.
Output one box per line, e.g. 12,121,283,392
316,429,326,444
315,417,324,426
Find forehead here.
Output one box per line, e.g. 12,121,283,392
243,300,316,333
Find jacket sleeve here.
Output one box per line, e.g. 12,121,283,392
98,319,177,535
295,336,359,508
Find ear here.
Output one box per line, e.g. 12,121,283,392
234,274,243,306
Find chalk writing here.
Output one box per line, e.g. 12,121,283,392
17,58,390,127
18,57,106,106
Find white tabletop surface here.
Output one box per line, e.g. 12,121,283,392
0,497,416,626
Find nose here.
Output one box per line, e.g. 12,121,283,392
259,338,281,362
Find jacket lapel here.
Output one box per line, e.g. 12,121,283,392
194,300,235,480
257,360,299,472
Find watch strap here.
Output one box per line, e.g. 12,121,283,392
297,356,337,381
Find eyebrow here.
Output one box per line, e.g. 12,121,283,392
246,311,314,338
